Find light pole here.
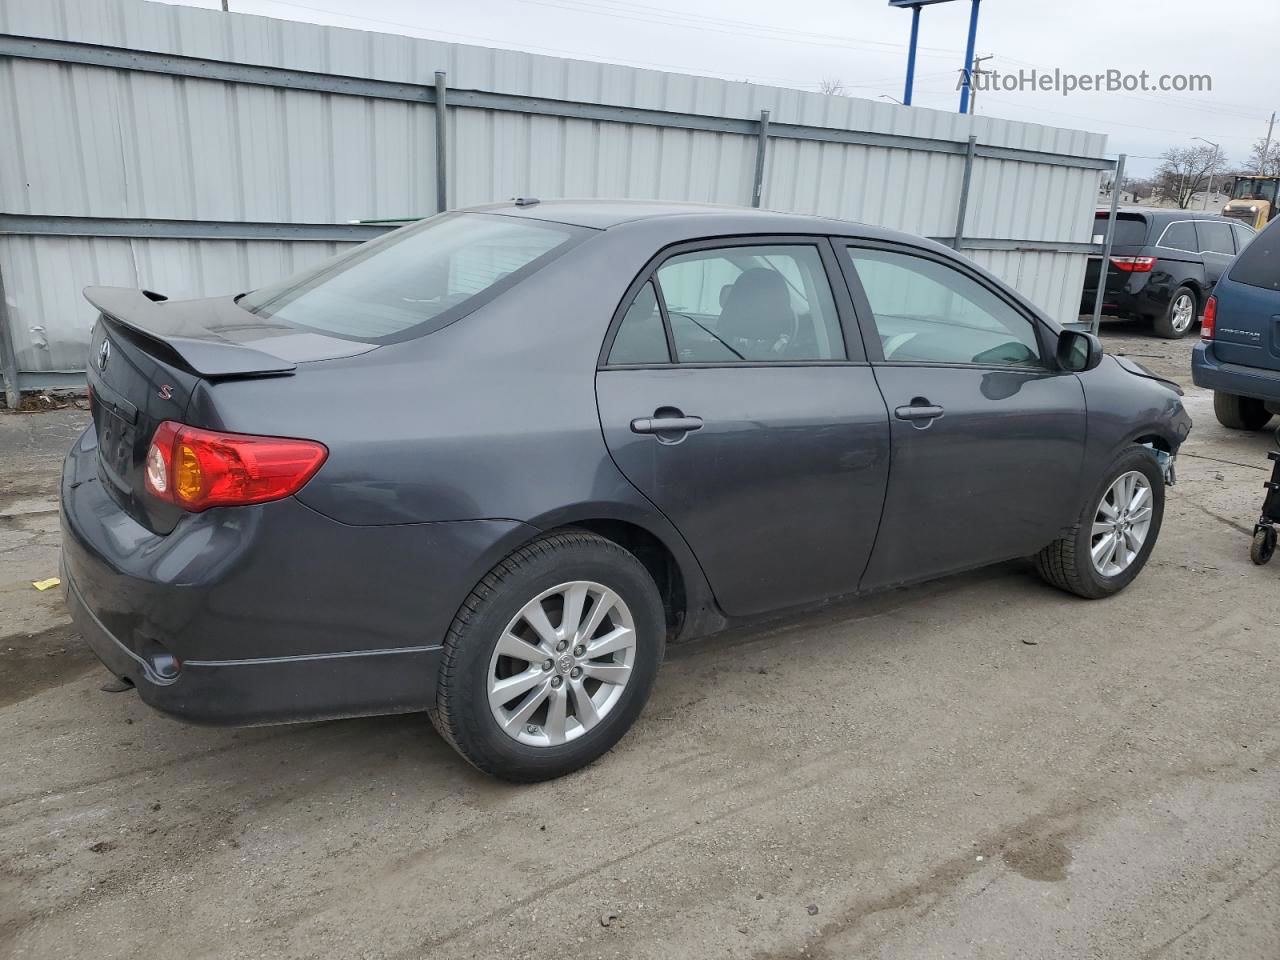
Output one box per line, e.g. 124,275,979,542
1194,137,1220,211
878,94,905,105
1261,111,1276,174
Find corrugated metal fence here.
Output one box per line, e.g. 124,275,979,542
0,0,1111,401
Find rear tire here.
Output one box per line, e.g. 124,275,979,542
430,531,665,782
1153,285,1198,339
1213,391,1273,431
1035,447,1165,599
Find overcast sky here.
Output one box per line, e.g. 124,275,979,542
165,0,1278,178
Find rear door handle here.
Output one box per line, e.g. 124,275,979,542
631,416,704,435
894,404,945,422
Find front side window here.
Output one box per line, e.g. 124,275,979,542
845,247,1043,367
654,245,845,362
1196,221,1236,255
239,213,582,342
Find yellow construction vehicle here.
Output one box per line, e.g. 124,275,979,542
1222,175,1280,230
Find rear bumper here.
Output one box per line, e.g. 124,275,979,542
60,427,535,726
63,567,444,725
1080,263,1162,318
1191,342,1280,403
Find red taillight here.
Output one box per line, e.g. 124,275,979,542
1202,295,1216,340
1110,256,1157,272
144,421,327,512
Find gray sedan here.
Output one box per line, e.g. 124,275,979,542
62,200,1191,781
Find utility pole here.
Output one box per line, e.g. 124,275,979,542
1194,136,1220,211
1262,111,1276,175
968,54,993,114
221,0,229,10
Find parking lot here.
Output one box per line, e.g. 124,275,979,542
1,323,1278,960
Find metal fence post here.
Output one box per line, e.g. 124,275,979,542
0,264,21,410
952,134,977,249
751,109,770,208
434,71,448,213
1090,153,1126,335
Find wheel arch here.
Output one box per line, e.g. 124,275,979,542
521,503,724,642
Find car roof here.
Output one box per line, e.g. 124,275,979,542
1097,207,1236,223
464,198,904,238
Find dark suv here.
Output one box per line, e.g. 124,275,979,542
1192,215,1280,429
1080,209,1256,338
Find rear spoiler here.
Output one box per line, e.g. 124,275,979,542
83,287,296,378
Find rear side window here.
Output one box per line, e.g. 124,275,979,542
655,245,845,362
239,213,583,342
608,282,670,364
1231,223,1256,252
1095,214,1147,246
1158,222,1197,252
1196,221,1235,255
1229,219,1280,291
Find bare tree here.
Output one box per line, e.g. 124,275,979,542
818,78,846,97
1154,144,1229,209
1248,136,1280,176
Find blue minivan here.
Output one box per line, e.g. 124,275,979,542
1192,216,1280,429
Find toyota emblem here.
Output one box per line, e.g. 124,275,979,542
97,338,111,372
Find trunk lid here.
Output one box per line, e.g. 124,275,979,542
83,287,373,533
1081,213,1150,310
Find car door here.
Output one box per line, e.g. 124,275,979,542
836,241,1087,591
1196,220,1238,294
595,237,891,617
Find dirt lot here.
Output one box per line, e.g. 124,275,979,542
2,321,1278,960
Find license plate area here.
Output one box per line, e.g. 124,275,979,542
95,404,136,492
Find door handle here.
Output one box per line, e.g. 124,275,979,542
894,403,945,422
631,415,704,435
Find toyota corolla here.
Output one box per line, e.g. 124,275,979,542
61,200,1192,781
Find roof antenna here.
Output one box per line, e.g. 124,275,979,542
512,197,540,207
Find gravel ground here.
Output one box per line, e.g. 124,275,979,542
1,320,1277,959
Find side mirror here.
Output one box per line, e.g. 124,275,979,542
1057,329,1103,372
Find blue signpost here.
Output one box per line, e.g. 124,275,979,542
888,0,981,114
957,0,982,114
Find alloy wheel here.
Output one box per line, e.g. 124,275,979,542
1090,470,1154,577
1171,293,1195,333
487,581,637,747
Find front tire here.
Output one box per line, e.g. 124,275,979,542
1035,447,1165,599
430,531,665,782
1153,285,1198,339
1213,391,1273,431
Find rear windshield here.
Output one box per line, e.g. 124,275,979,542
1229,217,1280,291
239,213,585,342
1094,213,1148,247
